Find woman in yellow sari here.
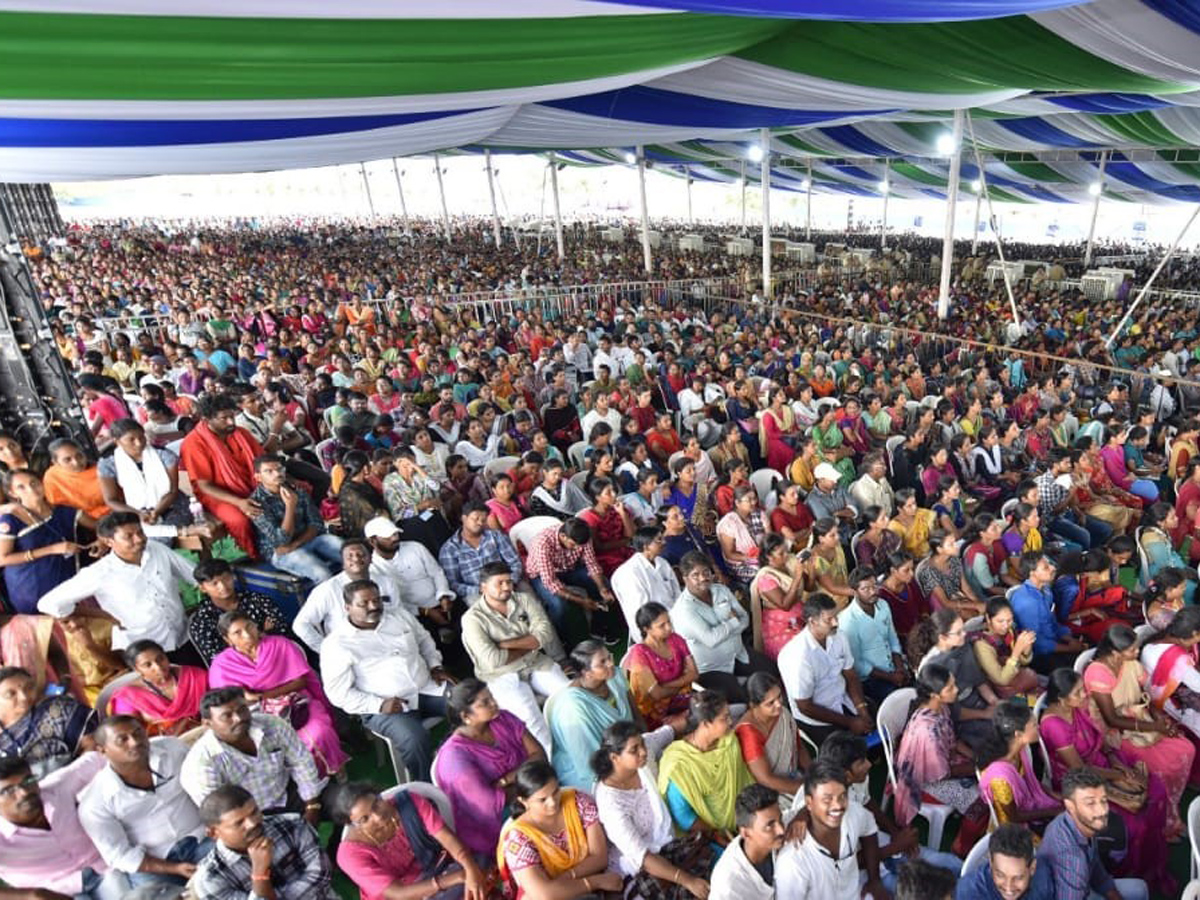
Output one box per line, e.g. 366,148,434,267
889,488,936,559
499,760,622,900
1169,421,1200,483
658,690,753,841
788,436,818,493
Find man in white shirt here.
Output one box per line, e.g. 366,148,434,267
593,335,621,380
848,453,895,516
710,784,786,900
669,551,771,704
319,579,453,782
581,390,623,443
292,539,401,652
563,331,592,377
775,762,887,900
677,375,711,431
460,563,568,755
777,594,872,747
79,716,210,889
363,517,454,615
612,526,680,642
38,511,196,659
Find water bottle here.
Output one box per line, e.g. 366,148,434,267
189,498,204,524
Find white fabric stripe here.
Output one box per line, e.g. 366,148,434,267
1032,0,1200,85
486,106,760,147
1132,160,1195,183
1146,107,1200,143
647,57,1028,111
0,0,669,17
0,61,713,119
0,106,517,182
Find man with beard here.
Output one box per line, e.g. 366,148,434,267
320,580,453,783
0,752,127,899
1036,769,1148,900
180,392,264,557
181,688,324,826
957,824,1054,900
193,785,334,900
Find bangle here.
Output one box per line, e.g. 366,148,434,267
569,869,576,879
673,868,681,883
252,873,272,882
24,550,32,562
305,800,321,809
432,875,441,891
856,701,868,709
583,877,592,892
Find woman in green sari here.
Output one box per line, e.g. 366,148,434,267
658,690,753,842
546,640,673,790
810,404,856,486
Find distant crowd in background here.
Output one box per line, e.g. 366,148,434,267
0,216,1198,900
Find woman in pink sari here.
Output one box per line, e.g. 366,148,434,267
1039,669,1176,891
624,603,696,730
893,665,982,828
432,679,544,858
977,698,1061,832
110,640,208,736
1142,606,1200,760
578,477,634,577
757,387,796,475
208,610,348,776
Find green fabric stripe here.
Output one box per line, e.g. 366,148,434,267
1094,112,1186,147
988,186,1027,203
776,135,832,156
1003,161,1075,182
737,18,1178,94
890,161,947,186
1168,160,1200,180
0,11,783,100
894,122,947,143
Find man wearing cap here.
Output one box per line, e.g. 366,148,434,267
806,462,858,536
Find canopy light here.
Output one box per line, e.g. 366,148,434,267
1088,181,1103,196
936,133,957,155
623,152,636,165
878,180,890,194
971,179,982,192
800,179,811,190
747,144,764,162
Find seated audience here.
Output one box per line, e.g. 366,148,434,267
579,476,635,577
626,602,697,731
709,784,785,900
292,540,397,652
955,824,1054,900
612,525,681,642
852,504,901,573
809,517,853,608
877,551,930,640
971,597,1039,697
917,528,987,619
716,485,769,584
437,500,524,604
0,665,95,778
248,454,343,581
1009,552,1087,674
111,640,207,736
525,517,616,645
977,698,1061,830
189,558,289,666
734,672,809,805
749,533,810,659
837,566,909,701
909,609,1000,749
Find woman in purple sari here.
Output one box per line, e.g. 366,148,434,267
207,609,348,777
432,679,545,858
1039,668,1176,894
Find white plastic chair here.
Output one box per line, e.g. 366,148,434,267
1182,879,1200,900
567,440,588,470
749,468,782,506
960,833,991,876
484,455,519,479
963,615,985,633
1135,622,1157,645
877,687,951,850
95,670,142,719
1031,693,1055,788
1073,647,1097,674
1189,794,1200,880
885,435,905,474
368,719,445,786
1135,527,1153,590
849,529,864,563
1000,497,1018,522
343,782,455,839
570,471,589,491
508,516,561,555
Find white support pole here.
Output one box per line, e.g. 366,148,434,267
1083,150,1109,269
637,146,652,275
485,150,502,248
1105,202,1200,348
965,112,1020,326
806,159,813,241
971,188,982,255
760,127,771,299
880,158,890,250
549,153,565,262
433,154,451,241
391,158,409,233
686,175,693,225
937,109,964,320
359,163,376,218
740,160,747,233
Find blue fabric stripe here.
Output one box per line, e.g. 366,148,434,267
995,117,1102,148
957,162,1027,191
1012,184,1070,203
544,87,892,128
1139,0,1200,34
0,110,469,147
817,125,897,157
828,164,879,182
596,0,1083,20
1046,93,1172,114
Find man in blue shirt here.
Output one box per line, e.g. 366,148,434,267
957,824,1054,900
1009,552,1086,675
1037,770,1149,900
837,567,909,702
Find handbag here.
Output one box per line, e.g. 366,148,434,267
261,692,311,730
1122,694,1164,748
1104,761,1148,813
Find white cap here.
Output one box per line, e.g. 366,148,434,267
363,517,401,539
814,462,842,483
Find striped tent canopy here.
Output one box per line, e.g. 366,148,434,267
10,0,1200,203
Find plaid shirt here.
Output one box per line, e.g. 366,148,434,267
1037,811,1116,900
193,814,335,900
437,527,524,599
525,524,605,595
249,485,325,559
1033,469,1068,520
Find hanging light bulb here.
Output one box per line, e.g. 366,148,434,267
878,180,890,194
971,179,982,192
936,132,957,155
624,152,637,165
747,144,764,163
1088,181,1103,196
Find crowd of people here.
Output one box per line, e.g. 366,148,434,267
1,216,1199,900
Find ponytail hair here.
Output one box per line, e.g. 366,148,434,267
589,720,642,781
905,608,961,670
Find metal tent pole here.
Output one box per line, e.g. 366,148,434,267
971,186,982,255
937,110,964,320
965,111,1020,326
686,175,693,224
485,150,502,248
359,163,376,218
1084,150,1109,268
433,154,451,241
391,159,409,233
806,159,813,241
1105,203,1200,348
740,160,747,233
637,146,652,275
549,153,565,262
880,158,890,250
760,128,771,299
